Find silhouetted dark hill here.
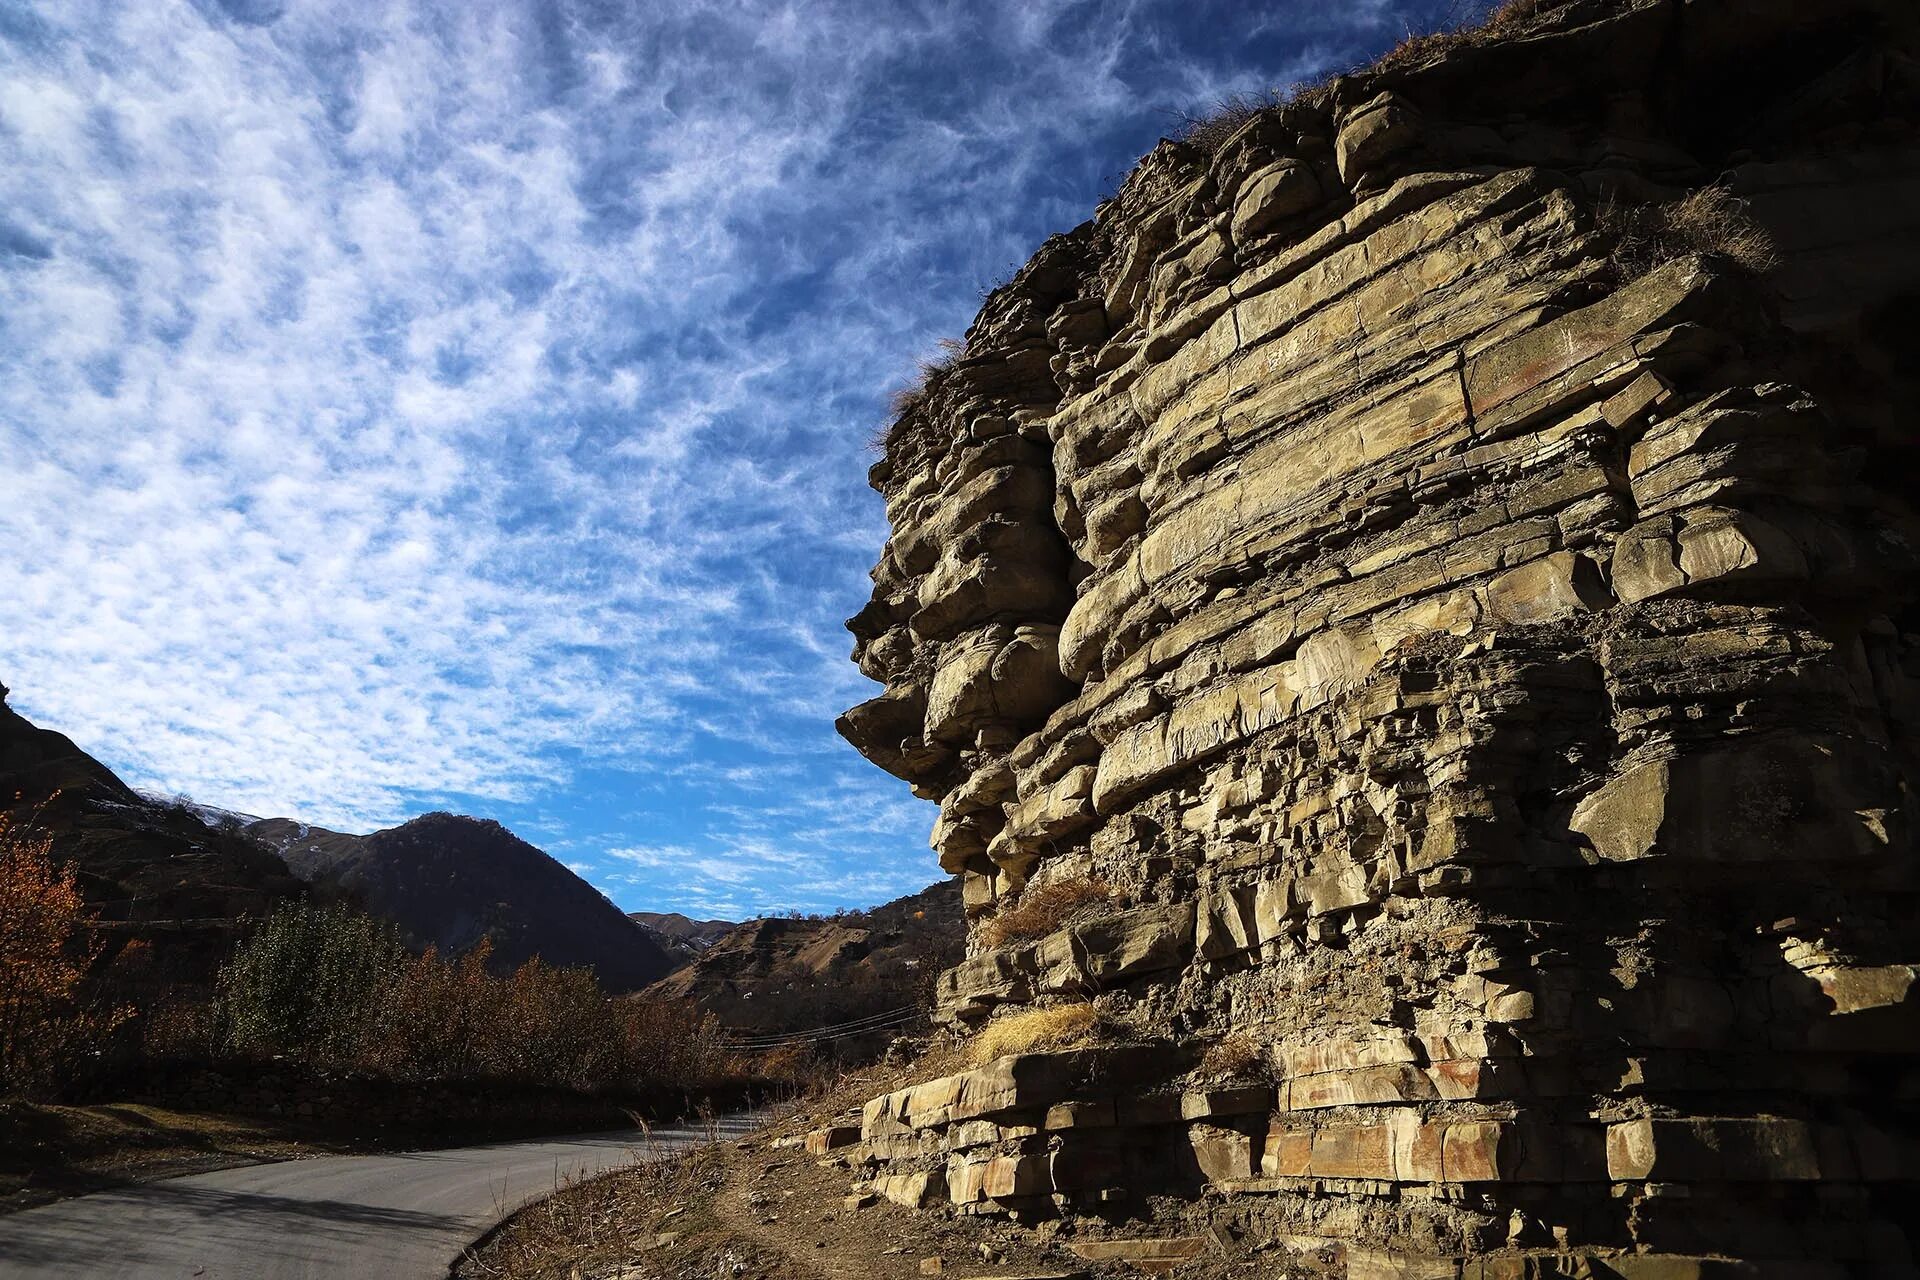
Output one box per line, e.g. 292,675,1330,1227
248,812,674,992
0,685,305,981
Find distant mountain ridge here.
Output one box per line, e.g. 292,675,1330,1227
628,910,736,961
645,878,963,1034
2,686,672,992
3,682,936,1005
247,812,675,993
0,685,304,981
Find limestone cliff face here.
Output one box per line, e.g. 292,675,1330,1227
839,0,1920,1269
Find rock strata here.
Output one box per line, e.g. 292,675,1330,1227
839,0,1920,1272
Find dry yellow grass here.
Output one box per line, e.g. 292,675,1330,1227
967,1003,1103,1065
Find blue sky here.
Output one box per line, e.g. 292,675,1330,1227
0,0,1467,918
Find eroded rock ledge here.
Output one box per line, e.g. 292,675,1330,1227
837,0,1920,1272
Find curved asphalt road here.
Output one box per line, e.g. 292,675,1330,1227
0,1114,760,1279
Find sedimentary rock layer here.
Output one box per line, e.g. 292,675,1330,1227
839,0,1920,1271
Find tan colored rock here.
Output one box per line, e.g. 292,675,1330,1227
878,1169,948,1208
1187,1123,1256,1182
1336,93,1422,188
1232,161,1322,243
840,6,1920,1267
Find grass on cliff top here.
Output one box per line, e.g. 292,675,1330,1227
1172,0,1567,152
873,336,969,456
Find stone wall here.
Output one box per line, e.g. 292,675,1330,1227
837,0,1920,1272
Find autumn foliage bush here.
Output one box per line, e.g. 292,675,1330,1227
0,810,131,1096
214,900,738,1096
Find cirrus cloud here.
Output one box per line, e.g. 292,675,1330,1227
0,0,1465,917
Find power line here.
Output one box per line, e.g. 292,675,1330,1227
721,1006,924,1048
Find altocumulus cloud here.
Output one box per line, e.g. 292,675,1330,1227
0,0,1463,917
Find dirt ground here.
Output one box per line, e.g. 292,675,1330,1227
455,1070,1338,1280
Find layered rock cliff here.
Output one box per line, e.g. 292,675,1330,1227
837,0,1920,1271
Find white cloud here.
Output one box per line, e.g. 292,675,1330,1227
1,0,1431,911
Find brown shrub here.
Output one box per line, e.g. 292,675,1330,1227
967,1003,1103,1065
979,877,1114,948
216,900,751,1098
1598,187,1778,279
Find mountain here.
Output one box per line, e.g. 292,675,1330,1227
0,685,305,981
628,910,736,960
247,811,674,992
645,878,963,1034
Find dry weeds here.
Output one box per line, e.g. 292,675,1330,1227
1195,1029,1272,1082
873,336,968,456
1599,187,1779,279
978,877,1113,948
457,1140,746,1280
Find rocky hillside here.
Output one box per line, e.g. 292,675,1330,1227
249,812,676,993
0,686,304,981
628,910,735,960
646,879,963,1034
836,0,1920,1271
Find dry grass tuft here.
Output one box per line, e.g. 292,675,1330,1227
1196,1029,1271,1082
1378,0,1569,70
1598,187,1778,279
873,337,968,455
979,877,1114,948
967,1003,1103,1065
1169,87,1293,154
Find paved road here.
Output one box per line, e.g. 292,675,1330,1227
0,1115,760,1279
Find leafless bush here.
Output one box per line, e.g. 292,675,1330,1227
979,877,1114,948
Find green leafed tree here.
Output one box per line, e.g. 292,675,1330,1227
217,900,404,1070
